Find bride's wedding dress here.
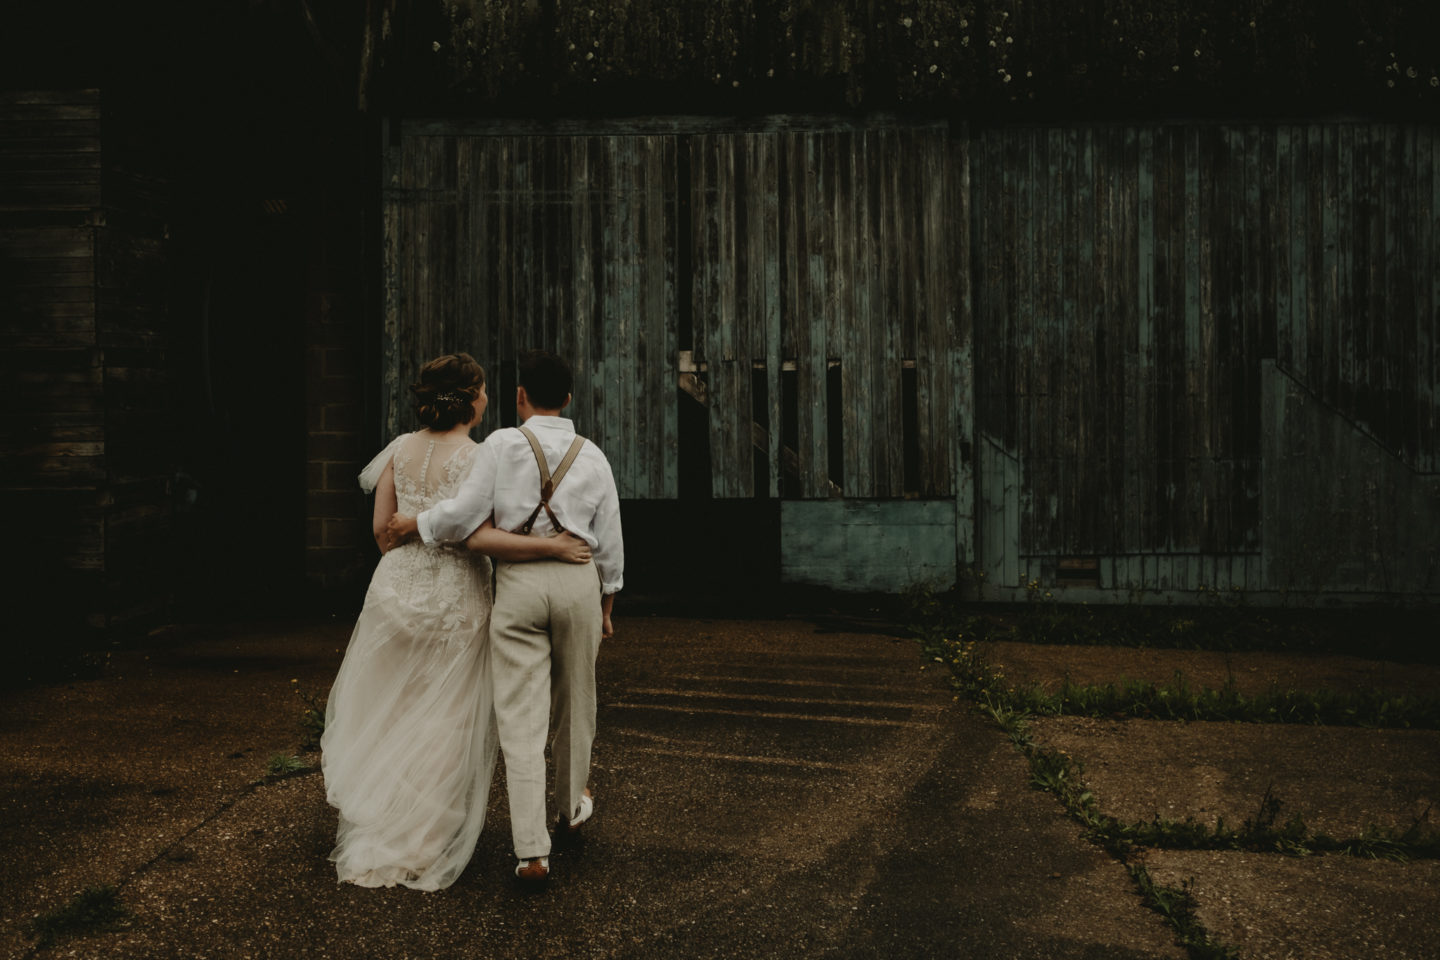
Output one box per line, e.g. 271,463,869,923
321,432,498,890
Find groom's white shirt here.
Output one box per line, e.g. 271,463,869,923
416,415,624,595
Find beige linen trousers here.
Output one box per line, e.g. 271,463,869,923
490,555,603,860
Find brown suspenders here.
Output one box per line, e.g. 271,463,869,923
517,426,587,536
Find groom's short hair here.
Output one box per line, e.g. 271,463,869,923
518,349,572,410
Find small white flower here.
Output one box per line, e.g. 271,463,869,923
901,16,913,29
1407,66,1418,78
962,36,970,46
1137,49,1146,59
960,19,968,28
1026,70,1033,78
1194,48,1202,57
1431,76,1439,87
1005,36,1013,44
1388,79,1396,87
1003,73,1012,83
1173,65,1180,72
989,39,997,47
431,41,441,52
585,51,594,60
929,63,938,74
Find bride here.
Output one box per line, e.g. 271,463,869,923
321,353,591,890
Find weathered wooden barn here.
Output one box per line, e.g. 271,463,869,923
4,1,1438,636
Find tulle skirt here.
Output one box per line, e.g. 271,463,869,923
321,543,498,891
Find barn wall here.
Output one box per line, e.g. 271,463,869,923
381,118,970,508
381,116,1438,601
1262,362,1440,595
381,126,680,499
973,122,1439,599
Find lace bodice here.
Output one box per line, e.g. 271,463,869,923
389,433,479,515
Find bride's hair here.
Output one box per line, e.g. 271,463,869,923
411,353,486,431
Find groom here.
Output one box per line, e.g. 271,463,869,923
388,349,623,886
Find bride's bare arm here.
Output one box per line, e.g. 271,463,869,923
371,462,399,552
466,517,592,563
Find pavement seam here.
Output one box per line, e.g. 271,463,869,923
16,769,322,960
606,702,935,727
622,687,947,710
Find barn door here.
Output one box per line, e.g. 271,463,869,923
382,129,679,500
383,120,975,591
685,123,974,590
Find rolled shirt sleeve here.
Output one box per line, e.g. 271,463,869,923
588,455,624,595
417,440,498,544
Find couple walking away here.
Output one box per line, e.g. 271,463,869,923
320,349,624,890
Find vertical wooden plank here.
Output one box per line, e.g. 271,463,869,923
1321,125,1340,408
783,132,813,493
954,122,975,562
571,137,594,447
1074,126,1102,552
1383,124,1404,462
877,127,899,495
1015,129,1035,557
1136,126,1156,559
923,125,955,498
806,132,829,496
590,136,612,453
1059,125,1079,555
380,130,404,436
733,136,751,496
695,134,723,496
617,137,639,496
1041,127,1062,556
761,132,782,499
1421,126,1439,473
1181,126,1203,553
1291,126,1310,382
740,133,763,498
652,134,676,498
846,130,868,497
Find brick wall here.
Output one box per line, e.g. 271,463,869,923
304,292,369,589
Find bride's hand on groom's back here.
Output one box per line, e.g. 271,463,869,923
552,532,592,565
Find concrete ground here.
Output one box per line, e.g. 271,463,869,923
1,614,1435,959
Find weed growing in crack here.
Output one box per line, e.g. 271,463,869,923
297,687,327,751
1128,867,1239,960
265,753,310,777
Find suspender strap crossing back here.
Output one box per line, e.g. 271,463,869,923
517,426,587,536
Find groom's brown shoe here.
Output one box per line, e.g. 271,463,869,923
514,857,549,888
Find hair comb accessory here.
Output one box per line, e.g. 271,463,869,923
435,391,467,404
